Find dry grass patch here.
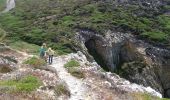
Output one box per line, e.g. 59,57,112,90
0,65,12,73
24,57,46,69
54,84,70,97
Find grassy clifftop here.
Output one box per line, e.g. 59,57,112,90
0,0,169,54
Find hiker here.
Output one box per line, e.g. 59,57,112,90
39,43,47,61
47,47,55,64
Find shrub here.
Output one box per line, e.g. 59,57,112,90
0,75,42,93
141,31,168,42
64,60,85,78
54,84,70,96
67,68,85,79
24,57,46,69
64,60,80,68
132,93,170,100
0,65,12,73
0,28,6,42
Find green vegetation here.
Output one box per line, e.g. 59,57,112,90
0,0,6,12
0,0,169,54
115,61,146,78
0,28,6,42
67,68,85,79
132,93,170,100
54,84,70,96
6,40,40,55
0,75,42,93
64,59,80,68
141,31,168,42
64,59,84,78
24,56,46,69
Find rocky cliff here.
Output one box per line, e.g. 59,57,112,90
0,0,170,99
75,29,170,98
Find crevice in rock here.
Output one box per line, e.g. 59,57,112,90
76,30,170,98
85,39,109,71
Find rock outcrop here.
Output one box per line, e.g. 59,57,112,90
68,51,162,98
75,29,170,98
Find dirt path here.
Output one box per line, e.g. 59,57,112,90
51,56,88,100
2,0,15,13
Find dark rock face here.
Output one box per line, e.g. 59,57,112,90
75,29,170,97
146,47,170,98
0,56,17,73
0,44,18,73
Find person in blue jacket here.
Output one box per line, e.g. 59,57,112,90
39,43,47,60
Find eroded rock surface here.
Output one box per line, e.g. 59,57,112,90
75,29,170,98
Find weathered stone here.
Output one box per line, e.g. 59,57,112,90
75,29,170,98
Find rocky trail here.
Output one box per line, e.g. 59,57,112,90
51,56,88,100
0,44,163,99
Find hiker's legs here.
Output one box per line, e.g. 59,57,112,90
48,55,51,64
51,55,53,64
49,55,53,64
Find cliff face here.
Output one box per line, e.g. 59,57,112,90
75,29,170,98
74,2,170,97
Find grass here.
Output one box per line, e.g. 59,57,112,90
24,56,46,69
67,68,85,79
141,31,168,42
0,75,42,93
0,0,6,12
64,59,80,68
0,28,6,42
0,0,169,53
5,40,40,55
132,93,170,100
64,59,84,78
54,84,70,96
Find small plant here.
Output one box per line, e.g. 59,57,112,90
0,65,12,73
67,68,85,79
0,75,42,93
64,59,80,68
64,59,85,78
132,92,170,100
24,57,46,69
54,84,70,96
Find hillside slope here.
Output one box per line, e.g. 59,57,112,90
0,0,169,52
0,0,170,99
